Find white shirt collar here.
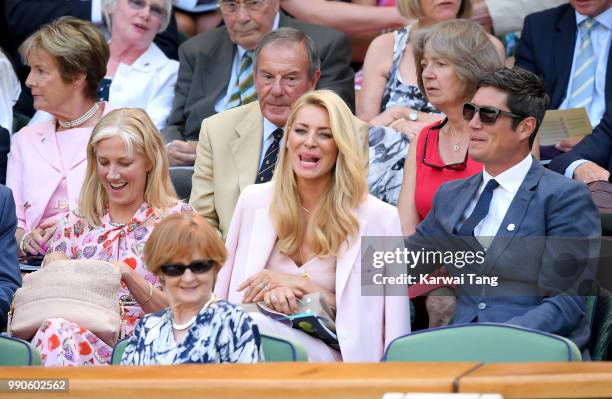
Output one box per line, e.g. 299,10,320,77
575,7,612,31
263,116,282,141
236,12,281,56
482,154,533,196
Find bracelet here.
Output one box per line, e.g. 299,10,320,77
140,281,154,306
18,233,28,252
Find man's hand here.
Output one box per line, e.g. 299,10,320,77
573,161,611,184
167,140,197,166
555,137,582,153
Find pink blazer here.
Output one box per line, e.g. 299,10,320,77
215,182,411,362
6,104,111,231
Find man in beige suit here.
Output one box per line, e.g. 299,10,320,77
190,27,367,238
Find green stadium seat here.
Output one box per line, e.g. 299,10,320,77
0,334,42,365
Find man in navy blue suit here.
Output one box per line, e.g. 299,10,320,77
406,67,600,354
549,106,612,183
515,0,611,128
0,185,21,330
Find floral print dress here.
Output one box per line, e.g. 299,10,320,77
32,201,192,366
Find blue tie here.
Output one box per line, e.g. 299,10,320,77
457,179,499,236
567,19,597,110
255,128,284,184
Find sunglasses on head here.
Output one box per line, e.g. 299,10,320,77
462,102,526,125
160,260,215,277
126,0,166,19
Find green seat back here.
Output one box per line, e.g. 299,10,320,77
261,334,308,362
111,338,130,365
0,335,42,365
384,323,581,363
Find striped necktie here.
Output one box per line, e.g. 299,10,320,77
255,128,284,184
227,50,257,109
567,19,598,110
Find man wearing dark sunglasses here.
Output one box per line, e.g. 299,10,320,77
406,67,601,356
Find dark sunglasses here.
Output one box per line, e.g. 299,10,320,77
422,121,468,171
127,0,166,19
160,260,215,277
462,102,526,125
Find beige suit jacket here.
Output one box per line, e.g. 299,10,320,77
190,102,369,239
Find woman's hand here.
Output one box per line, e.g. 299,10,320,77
389,119,428,141
42,251,68,267
369,107,412,127
262,286,304,315
238,270,305,303
22,221,57,255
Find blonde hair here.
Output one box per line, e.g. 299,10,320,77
270,90,367,257
19,16,109,100
414,19,503,102
79,108,178,225
144,213,227,277
397,0,471,20
102,0,173,33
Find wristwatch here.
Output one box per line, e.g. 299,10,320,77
408,111,418,121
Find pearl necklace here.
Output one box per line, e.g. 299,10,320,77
172,294,216,331
57,102,100,129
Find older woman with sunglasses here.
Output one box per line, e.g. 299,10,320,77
121,213,260,364
397,20,502,329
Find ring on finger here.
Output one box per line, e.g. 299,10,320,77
258,282,267,289
270,294,278,302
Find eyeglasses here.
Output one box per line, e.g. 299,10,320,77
462,102,526,126
422,123,468,171
127,0,167,19
219,0,266,14
160,260,215,277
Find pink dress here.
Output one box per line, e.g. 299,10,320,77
32,201,192,366
248,242,341,362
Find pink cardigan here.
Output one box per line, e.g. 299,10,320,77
215,182,411,362
6,104,112,232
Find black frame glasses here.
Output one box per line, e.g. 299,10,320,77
462,102,527,125
422,120,468,171
219,0,266,14
160,260,215,277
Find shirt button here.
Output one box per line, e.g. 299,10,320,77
478,302,487,310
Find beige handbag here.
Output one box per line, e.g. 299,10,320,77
8,259,122,346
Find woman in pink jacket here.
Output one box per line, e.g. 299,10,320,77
215,90,411,361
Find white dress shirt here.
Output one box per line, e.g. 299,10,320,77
0,51,20,133
214,12,280,113
461,154,533,248
559,8,612,127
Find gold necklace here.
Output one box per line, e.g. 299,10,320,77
447,125,461,152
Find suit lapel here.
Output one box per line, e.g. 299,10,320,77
31,122,62,173
446,174,483,234
230,103,264,190
335,214,366,303
553,7,578,107
244,204,278,279
201,30,235,101
484,162,543,271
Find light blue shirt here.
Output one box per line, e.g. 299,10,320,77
214,13,280,113
559,8,612,127
563,8,612,178
259,117,283,169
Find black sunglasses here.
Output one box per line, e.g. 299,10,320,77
160,260,215,277
463,102,526,125
422,120,468,171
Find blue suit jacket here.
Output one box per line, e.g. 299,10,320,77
0,185,21,330
516,3,612,110
549,106,612,174
407,160,601,352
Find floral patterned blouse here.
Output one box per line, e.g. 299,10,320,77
121,300,261,365
48,201,193,338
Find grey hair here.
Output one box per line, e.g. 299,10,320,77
253,27,321,81
102,0,172,33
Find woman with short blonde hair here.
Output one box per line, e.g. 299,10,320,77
216,90,410,362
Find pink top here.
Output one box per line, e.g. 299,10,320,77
267,242,336,294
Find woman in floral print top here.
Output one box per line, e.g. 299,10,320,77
35,109,192,366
